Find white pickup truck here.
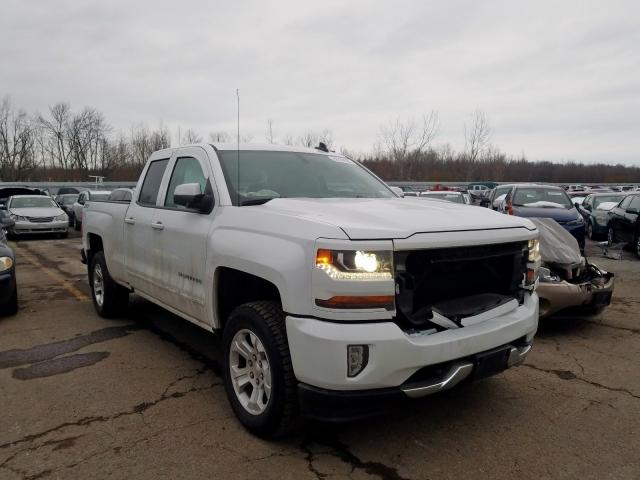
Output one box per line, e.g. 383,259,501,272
82,143,540,437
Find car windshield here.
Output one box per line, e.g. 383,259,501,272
61,195,78,205
593,195,625,208
218,150,393,205
10,197,57,209
513,188,573,209
423,193,463,204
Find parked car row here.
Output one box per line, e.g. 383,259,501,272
0,186,134,317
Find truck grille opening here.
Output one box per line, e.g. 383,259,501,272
394,242,528,331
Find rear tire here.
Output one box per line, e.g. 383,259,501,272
90,251,129,318
222,301,297,438
635,232,640,259
587,222,594,240
74,217,81,231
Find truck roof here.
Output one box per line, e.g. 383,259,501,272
211,143,337,155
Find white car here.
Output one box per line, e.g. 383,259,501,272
72,190,112,230
6,195,68,238
82,143,540,437
420,191,470,204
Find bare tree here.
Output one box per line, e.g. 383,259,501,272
265,119,276,143
319,129,334,150
0,96,37,180
465,109,491,162
209,131,231,142
299,131,318,148
38,102,72,169
378,112,439,162
181,128,202,145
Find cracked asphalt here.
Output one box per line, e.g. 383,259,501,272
1,233,639,479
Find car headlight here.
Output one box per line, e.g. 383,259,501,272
0,256,13,272
54,213,68,221
566,216,584,226
10,214,27,222
538,267,560,283
316,249,393,280
528,239,541,263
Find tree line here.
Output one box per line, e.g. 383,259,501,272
1,96,638,183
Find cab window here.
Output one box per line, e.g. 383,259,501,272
165,157,208,208
138,159,170,206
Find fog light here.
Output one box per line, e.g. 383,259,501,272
347,345,369,377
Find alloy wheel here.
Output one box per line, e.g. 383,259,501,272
229,329,272,415
93,263,104,307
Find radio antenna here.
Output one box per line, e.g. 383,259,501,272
236,88,240,206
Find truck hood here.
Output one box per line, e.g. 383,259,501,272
9,207,64,217
260,197,535,239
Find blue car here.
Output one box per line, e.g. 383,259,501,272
500,184,586,250
0,210,17,315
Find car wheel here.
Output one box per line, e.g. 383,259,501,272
74,217,81,231
90,251,129,318
635,233,640,259
222,301,297,438
59,231,68,239
3,282,18,316
587,222,594,240
607,226,616,246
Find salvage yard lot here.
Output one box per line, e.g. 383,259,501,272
1,232,639,480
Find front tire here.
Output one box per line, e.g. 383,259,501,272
607,226,616,246
222,301,297,438
90,251,129,318
2,282,18,316
587,221,595,240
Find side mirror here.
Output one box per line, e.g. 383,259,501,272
627,207,639,214
174,183,214,213
574,202,580,209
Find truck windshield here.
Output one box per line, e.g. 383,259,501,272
218,150,393,205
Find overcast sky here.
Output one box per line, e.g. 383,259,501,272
1,0,639,164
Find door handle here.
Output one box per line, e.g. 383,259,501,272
124,217,136,225
151,221,164,230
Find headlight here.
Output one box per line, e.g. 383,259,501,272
54,213,68,221
10,214,27,222
538,267,560,283
0,256,13,272
316,249,393,280
528,239,541,263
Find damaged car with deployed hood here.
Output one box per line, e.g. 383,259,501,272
530,218,614,318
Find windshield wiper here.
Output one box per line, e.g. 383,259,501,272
240,197,277,206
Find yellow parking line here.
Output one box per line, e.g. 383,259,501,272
15,245,91,302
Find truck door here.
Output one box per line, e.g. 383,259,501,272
152,147,217,323
124,156,171,298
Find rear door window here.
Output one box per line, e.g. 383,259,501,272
138,159,170,206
